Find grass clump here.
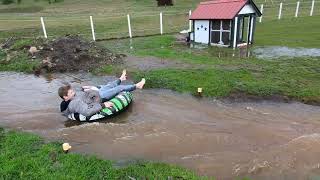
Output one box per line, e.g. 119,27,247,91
0,129,208,179
133,57,320,104
0,52,40,73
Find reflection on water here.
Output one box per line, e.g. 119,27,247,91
254,46,320,59
189,43,320,60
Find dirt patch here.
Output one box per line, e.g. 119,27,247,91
35,36,124,73
1,36,125,73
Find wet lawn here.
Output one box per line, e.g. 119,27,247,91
0,128,209,179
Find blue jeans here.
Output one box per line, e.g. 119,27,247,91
98,79,136,101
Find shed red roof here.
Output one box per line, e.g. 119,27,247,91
190,0,248,20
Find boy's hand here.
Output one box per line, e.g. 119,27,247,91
104,102,114,108
82,86,99,91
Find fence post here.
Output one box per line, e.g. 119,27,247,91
278,2,283,19
310,0,315,16
160,12,163,35
89,16,96,41
40,17,47,39
295,1,300,17
189,10,192,31
259,4,264,22
127,14,132,38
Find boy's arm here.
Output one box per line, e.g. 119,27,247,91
85,90,100,103
68,99,105,117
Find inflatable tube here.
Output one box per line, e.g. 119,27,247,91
67,92,133,121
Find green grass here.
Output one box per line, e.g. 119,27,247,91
9,38,34,50
255,16,320,48
102,16,320,56
0,49,40,73
0,0,317,40
133,57,320,104
0,6,44,13
0,128,209,179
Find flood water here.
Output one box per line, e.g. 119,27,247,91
0,72,320,180
253,47,320,59
188,43,320,60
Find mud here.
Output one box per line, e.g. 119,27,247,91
0,72,320,180
1,36,125,73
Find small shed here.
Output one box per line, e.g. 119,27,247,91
189,0,262,48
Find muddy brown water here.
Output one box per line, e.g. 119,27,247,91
1,72,320,180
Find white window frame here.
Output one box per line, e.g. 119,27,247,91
211,20,232,45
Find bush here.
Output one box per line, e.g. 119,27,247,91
2,0,15,5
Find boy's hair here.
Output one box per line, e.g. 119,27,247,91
58,85,71,99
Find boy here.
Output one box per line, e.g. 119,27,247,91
58,70,145,117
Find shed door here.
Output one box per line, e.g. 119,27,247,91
194,20,209,44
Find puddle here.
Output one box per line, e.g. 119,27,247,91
0,72,320,179
254,46,320,59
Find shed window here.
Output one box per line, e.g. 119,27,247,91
211,20,231,45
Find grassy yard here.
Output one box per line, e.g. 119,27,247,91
0,127,209,179
0,1,318,179
0,0,317,40
1,16,319,104
98,16,320,104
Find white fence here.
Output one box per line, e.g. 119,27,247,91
259,0,316,22
0,1,318,40
37,11,192,40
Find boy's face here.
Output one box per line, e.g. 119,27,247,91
63,89,75,101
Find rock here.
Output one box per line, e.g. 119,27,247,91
62,143,72,153
29,46,39,55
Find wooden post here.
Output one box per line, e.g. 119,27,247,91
89,16,96,41
233,17,238,49
278,2,283,19
259,4,264,23
127,14,132,38
310,0,315,16
189,10,192,31
160,12,163,35
295,1,300,17
40,17,47,39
